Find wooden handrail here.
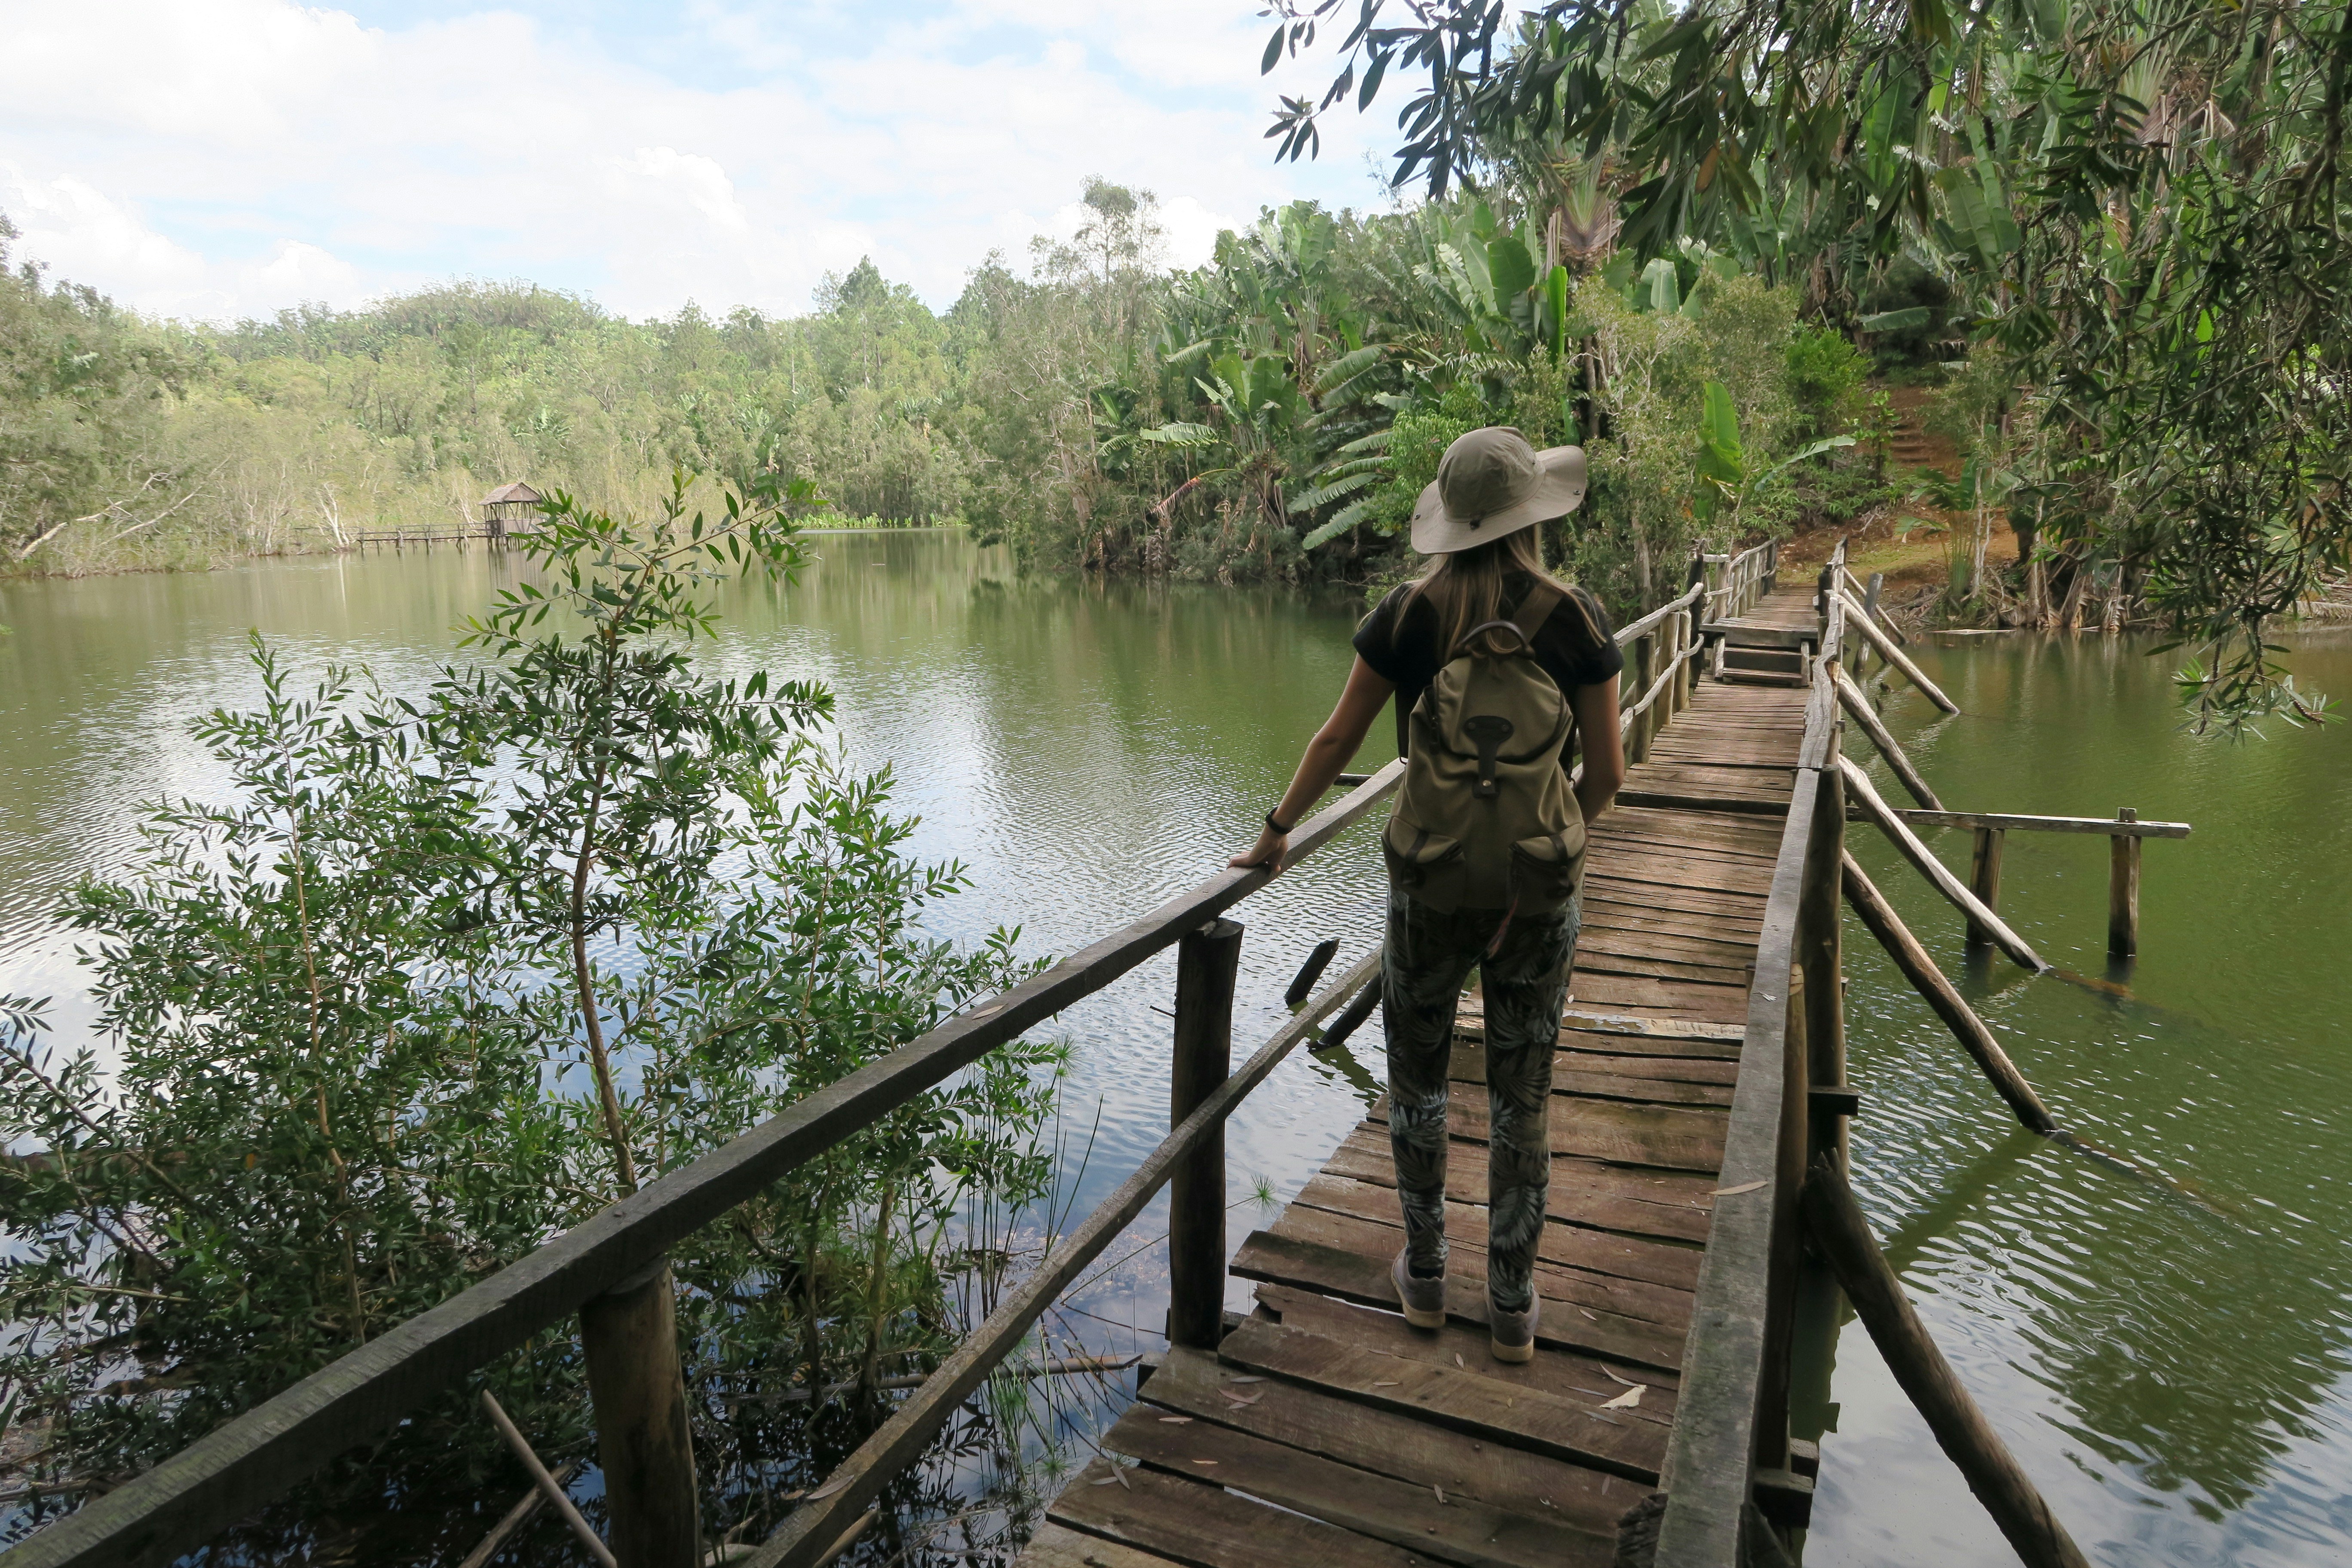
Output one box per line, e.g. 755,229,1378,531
6,764,1407,1568
1888,808,2190,839
748,947,1386,1566
1650,578,1842,1568
1617,582,1706,646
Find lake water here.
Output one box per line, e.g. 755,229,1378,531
2,533,2348,1565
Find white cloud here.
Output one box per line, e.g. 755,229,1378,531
0,0,1395,323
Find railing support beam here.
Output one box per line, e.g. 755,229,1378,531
1802,1162,2091,1568
1168,918,1243,1350
2108,809,2142,960
1966,827,2006,952
580,1261,700,1568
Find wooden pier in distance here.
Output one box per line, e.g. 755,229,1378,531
1024,602,1817,1568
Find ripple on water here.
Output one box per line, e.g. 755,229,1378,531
7,551,2352,1564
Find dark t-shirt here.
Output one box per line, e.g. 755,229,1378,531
1354,571,1623,758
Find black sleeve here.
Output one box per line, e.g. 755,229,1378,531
1547,586,1624,687
1353,588,1411,684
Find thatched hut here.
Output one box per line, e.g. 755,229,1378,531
480,481,544,539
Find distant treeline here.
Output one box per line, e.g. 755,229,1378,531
1,183,1920,610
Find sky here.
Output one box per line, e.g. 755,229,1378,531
0,0,1397,325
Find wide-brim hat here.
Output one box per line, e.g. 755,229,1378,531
1410,426,1587,555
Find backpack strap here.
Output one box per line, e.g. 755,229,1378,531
1448,584,1566,661
1510,582,1565,645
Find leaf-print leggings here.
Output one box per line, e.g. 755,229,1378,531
1381,888,1579,1315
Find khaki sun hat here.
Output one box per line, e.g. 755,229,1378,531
1410,426,1587,555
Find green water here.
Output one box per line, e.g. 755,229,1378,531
1819,631,2352,1566
2,536,2348,1565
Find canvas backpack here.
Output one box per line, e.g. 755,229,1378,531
1381,584,1586,913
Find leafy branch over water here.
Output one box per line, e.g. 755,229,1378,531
0,475,1068,1555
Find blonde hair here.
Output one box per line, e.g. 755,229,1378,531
1402,527,1599,658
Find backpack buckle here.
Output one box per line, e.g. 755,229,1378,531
1462,714,1514,799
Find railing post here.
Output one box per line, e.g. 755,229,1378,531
2108,809,2142,960
1862,570,1884,676
1755,965,1807,1476
1675,609,1695,715
1965,828,2006,952
1629,634,1657,763
1801,761,1848,1173
1168,917,1243,1349
579,1260,700,1568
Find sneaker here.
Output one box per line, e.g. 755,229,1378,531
1390,1248,1446,1329
1488,1286,1539,1363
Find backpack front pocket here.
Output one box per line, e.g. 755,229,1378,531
1384,819,1466,906
1510,833,1583,912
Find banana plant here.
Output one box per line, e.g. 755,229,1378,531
1693,380,1855,530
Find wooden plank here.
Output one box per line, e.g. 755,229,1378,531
1048,1459,1428,1568
1100,1405,1578,1568
1263,1202,1696,1328
1586,864,1772,900
1599,805,1786,841
1364,1090,1728,1172
1579,903,1764,945
1138,1346,1626,1548
1552,1069,1734,1109
1567,929,1761,971
1559,1012,1746,1045
1614,790,1791,819
1322,1130,1716,1245
1583,856,1776,894
1288,1173,1703,1291
1569,946,1753,987
1557,1025,1742,1060
1023,1521,1189,1568
1585,833,1779,870
1228,1230,1687,1373
1214,1314,1670,1478
1580,905,1764,944
1627,763,1797,791
1452,1018,1745,1062
1564,974,1750,1025
1250,1286,1679,1410
1447,1044,1738,1088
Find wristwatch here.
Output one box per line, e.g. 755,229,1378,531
1265,809,1295,835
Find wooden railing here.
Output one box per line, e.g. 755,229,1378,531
1651,542,1850,1567
8,553,1770,1568
1695,539,1779,625
3,764,1409,1568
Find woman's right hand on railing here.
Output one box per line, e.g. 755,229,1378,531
1230,825,1287,874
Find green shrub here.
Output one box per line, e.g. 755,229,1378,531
1786,325,1868,438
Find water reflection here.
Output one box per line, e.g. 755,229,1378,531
1809,628,2352,1566
4,545,2350,1564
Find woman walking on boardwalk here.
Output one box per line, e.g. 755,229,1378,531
1231,427,1624,1362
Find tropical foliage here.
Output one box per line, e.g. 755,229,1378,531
3,182,1883,628
1261,0,2351,725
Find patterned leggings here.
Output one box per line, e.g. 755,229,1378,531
1381,889,1579,1315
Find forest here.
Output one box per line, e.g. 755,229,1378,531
4,1,2350,1560
2,182,1889,609
9,0,2349,737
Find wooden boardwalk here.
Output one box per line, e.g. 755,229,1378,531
1022,590,1816,1568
